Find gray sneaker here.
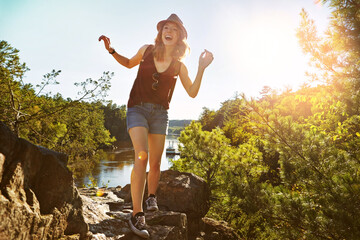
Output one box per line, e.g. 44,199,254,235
145,195,159,211
128,212,149,238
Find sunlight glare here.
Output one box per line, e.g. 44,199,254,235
224,12,306,91
138,151,148,161
313,0,323,7
96,188,105,197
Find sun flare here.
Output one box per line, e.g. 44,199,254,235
221,11,307,91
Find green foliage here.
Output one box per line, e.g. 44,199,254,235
85,174,99,188
172,1,360,238
101,102,129,141
172,121,270,238
172,121,233,190
176,89,360,238
167,126,184,135
169,119,192,127
83,174,110,188
0,40,118,177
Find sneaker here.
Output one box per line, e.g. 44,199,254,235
145,194,159,211
128,212,149,238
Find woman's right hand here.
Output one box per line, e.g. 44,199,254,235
98,35,112,52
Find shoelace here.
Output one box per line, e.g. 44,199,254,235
135,215,146,228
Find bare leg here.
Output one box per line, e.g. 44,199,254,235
147,133,166,196
129,127,148,216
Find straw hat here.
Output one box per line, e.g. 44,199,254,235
157,14,187,39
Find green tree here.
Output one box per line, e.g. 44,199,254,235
172,121,269,238
0,40,115,176
0,40,113,135
297,0,360,115
0,40,30,135
101,101,129,142
172,121,231,191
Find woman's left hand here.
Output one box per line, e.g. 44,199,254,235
199,49,214,70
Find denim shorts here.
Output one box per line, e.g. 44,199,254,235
126,103,168,135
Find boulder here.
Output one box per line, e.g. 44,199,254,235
119,170,210,219
155,170,210,219
0,121,88,239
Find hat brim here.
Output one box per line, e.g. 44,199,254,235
157,20,188,39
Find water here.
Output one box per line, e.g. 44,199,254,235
75,135,180,188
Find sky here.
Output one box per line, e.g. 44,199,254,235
0,0,331,120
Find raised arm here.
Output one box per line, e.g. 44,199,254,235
179,49,214,98
98,35,148,69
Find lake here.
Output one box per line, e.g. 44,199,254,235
75,135,180,188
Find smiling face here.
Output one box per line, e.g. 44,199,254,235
161,22,179,46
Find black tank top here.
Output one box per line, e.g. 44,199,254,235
127,45,181,110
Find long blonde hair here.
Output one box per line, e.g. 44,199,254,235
153,25,190,62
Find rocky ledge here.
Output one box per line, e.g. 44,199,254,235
0,121,88,240
0,121,239,240
79,170,239,240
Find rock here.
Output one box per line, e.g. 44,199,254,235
155,170,210,219
115,184,131,202
81,188,188,239
147,225,186,240
81,194,113,225
119,170,210,219
0,153,5,180
146,211,187,230
199,217,240,240
116,170,211,238
79,188,125,212
0,121,88,239
79,181,239,240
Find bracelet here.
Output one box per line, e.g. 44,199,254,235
109,49,116,54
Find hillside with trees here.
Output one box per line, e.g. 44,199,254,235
0,40,129,177
168,119,192,135
171,1,360,239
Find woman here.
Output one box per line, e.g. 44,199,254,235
99,14,213,238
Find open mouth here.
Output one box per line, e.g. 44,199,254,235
165,35,173,41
